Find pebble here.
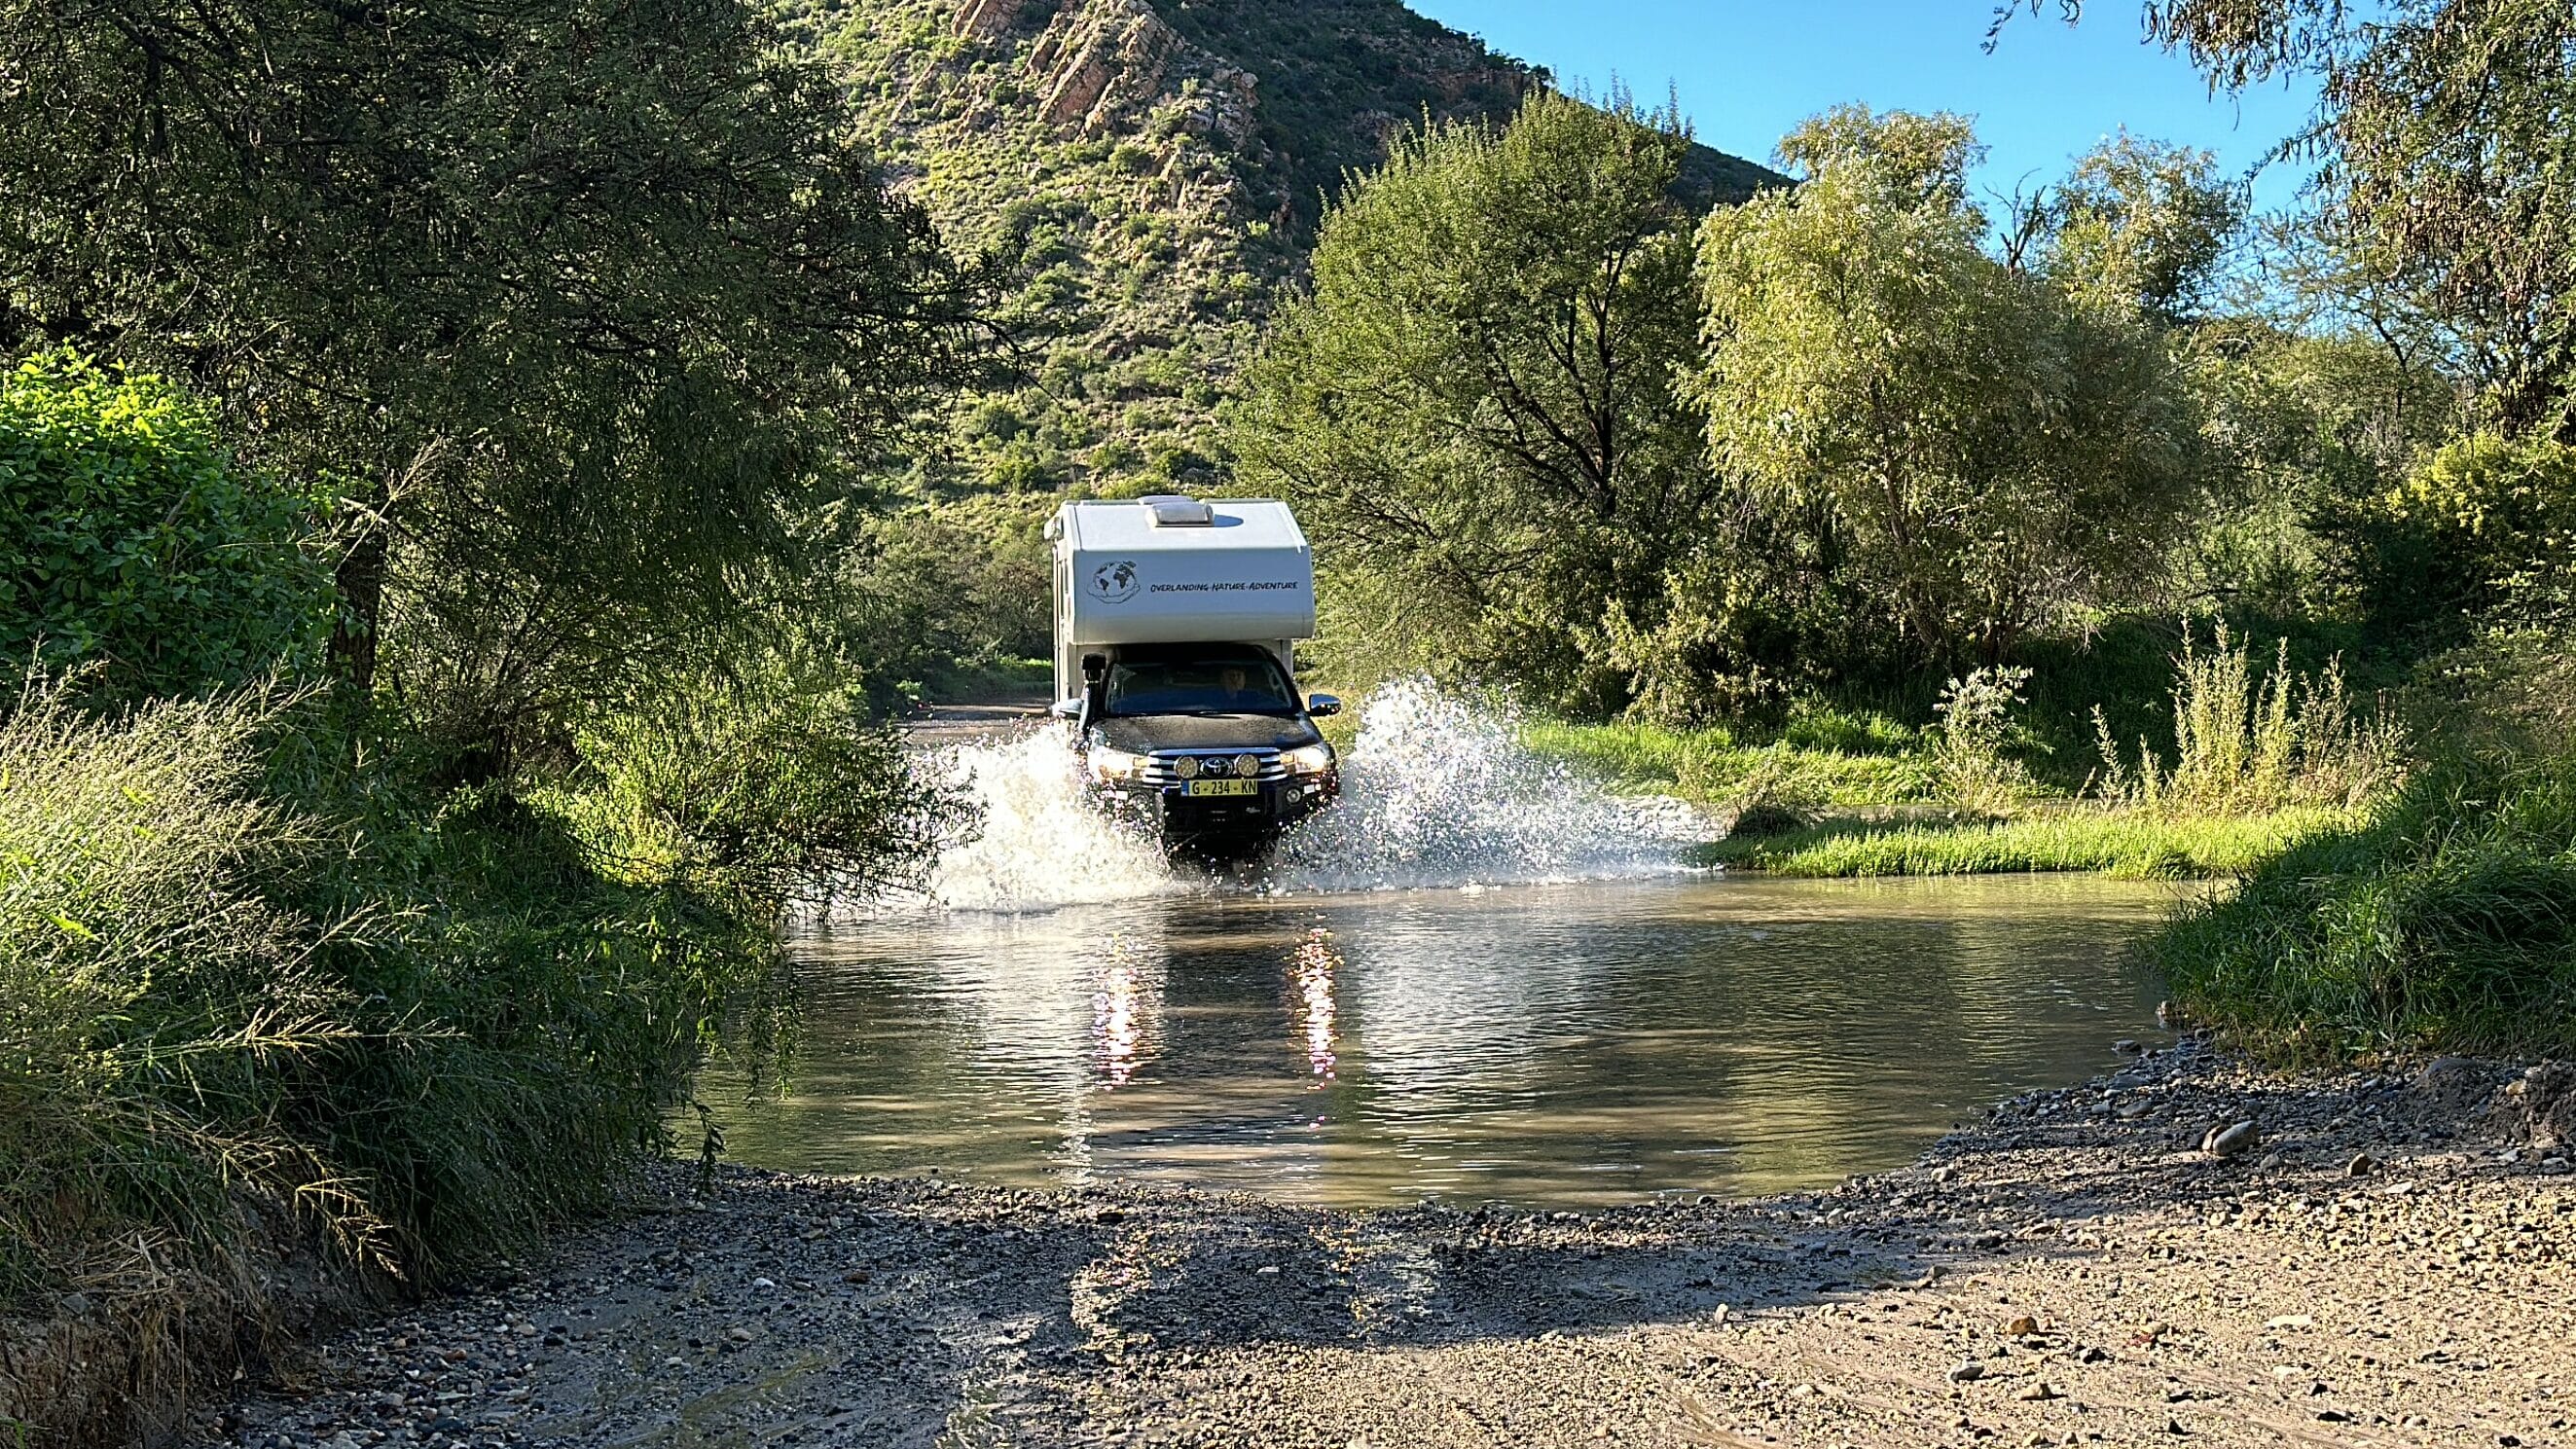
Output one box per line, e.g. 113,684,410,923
2016,1381,2058,1401
1949,1360,1986,1383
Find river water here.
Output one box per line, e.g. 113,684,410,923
700,684,2185,1208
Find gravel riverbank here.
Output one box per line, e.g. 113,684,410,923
200,1041,2576,1448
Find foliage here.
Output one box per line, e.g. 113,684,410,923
1235,91,1722,714
2021,0,2576,436
1694,106,2208,666
0,351,331,702
560,647,967,911
1697,804,2355,879
2093,621,2403,816
0,0,989,753
0,679,802,1315
2321,432,2576,653
839,494,1055,703
1931,666,2043,815
2149,752,2576,1057
2030,132,2247,325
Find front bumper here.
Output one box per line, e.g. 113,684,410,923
1093,773,1339,841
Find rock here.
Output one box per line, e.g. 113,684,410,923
2017,1382,2059,1401
57,1290,91,1317
2490,1062,2576,1150
2006,1315,2041,1338
2346,1152,2378,1177
2265,1314,2313,1330
2202,1120,2260,1159
2115,1038,2143,1054
2416,1056,2499,1110
2257,1151,2284,1172
1948,1360,1987,1383
844,1270,872,1285
1931,1165,1955,1183
2156,1000,2187,1030
724,1326,755,1344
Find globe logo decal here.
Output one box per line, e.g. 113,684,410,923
1090,560,1140,603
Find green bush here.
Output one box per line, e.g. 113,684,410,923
2151,753,2576,1057
0,681,791,1308
0,351,331,700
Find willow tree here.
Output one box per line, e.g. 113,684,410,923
2013,0,2576,439
1693,107,2207,666
1231,91,1723,714
0,0,990,759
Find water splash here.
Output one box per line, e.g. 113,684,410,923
1262,678,1705,892
908,729,1184,912
880,678,1705,914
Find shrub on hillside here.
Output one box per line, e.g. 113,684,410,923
0,351,331,700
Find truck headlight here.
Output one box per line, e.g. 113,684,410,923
1284,743,1335,776
1088,745,1148,781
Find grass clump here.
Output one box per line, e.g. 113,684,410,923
2148,753,2576,1057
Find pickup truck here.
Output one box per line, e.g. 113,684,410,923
1047,496,1342,854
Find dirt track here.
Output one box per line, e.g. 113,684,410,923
201,1041,2576,1448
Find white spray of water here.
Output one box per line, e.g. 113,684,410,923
878,679,1706,915
1264,679,1704,893
908,729,1184,912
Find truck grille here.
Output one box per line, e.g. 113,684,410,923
1138,748,1288,786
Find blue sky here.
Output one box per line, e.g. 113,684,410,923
1406,1,2321,215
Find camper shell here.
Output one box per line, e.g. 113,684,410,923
1047,495,1340,853
1048,495,1317,701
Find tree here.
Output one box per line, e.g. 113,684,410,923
1693,108,2207,665
0,0,989,759
2009,0,2576,438
1231,91,1722,714
2038,132,2247,325
0,351,331,701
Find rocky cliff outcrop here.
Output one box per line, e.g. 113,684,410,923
952,0,1027,38
1022,0,1182,135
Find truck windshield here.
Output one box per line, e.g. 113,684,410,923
1104,657,1298,716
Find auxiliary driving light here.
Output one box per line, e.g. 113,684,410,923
1233,753,1260,779
1175,755,1201,779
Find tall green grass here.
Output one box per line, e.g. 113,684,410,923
2093,620,2404,815
2150,754,2576,1057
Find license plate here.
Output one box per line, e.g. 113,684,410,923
1182,779,1257,797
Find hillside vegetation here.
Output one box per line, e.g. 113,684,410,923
795,1,1780,689
813,0,1775,503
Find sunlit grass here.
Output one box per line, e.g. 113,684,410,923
1519,717,1937,808
1690,807,2359,879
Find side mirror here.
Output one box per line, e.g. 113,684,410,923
1048,698,1083,721
1306,693,1343,719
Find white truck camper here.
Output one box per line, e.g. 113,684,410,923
1047,495,1342,854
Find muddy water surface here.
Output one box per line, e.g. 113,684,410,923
704,873,2179,1207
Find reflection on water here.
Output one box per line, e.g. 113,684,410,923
703,875,2184,1207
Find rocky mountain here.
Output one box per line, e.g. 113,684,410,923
794,0,1784,502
